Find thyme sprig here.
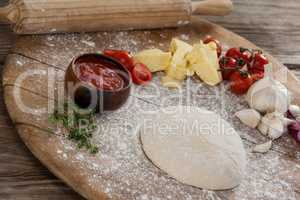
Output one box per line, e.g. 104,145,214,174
49,102,99,154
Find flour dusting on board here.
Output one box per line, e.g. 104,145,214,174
16,29,300,200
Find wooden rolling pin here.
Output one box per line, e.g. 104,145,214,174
0,0,233,34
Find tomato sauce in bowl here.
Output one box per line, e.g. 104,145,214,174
65,53,131,112
75,56,125,91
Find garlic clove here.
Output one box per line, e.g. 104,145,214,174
252,141,272,153
266,111,293,127
258,114,271,135
267,121,284,139
289,105,300,118
269,111,284,119
258,112,285,140
258,121,269,136
235,109,261,128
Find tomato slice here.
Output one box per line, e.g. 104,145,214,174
103,49,134,72
132,63,152,85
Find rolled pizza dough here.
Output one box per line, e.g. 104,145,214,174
140,106,247,190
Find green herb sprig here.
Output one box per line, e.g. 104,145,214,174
49,102,99,154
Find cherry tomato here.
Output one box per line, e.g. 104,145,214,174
229,71,254,95
104,49,135,72
225,48,242,60
240,48,253,63
248,51,269,73
219,57,238,80
251,72,264,82
203,36,222,57
253,51,269,65
249,65,264,74
132,63,152,85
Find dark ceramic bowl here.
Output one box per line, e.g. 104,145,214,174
65,53,131,113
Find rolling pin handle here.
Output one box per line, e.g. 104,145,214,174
0,4,18,24
192,0,233,16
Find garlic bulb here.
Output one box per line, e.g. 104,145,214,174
258,112,287,139
252,141,272,153
246,64,291,114
235,109,261,128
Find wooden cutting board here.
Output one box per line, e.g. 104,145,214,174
2,18,300,200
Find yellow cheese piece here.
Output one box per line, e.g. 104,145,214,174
206,41,218,52
166,63,187,80
133,49,172,72
170,38,193,54
166,39,193,81
186,66,195,76
186,42,222,86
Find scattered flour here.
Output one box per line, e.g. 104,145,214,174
19,28,299,200
81,40,96,47
16,60,23,66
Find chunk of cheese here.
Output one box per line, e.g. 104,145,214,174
186,41,222,86
186,65,195,77
206,41,218,53
166,39,193,81
133,49,172,72
170,38,193,55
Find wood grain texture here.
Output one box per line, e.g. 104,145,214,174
2,18,300,200
206,0,300,65
0,0,12,64
0,66,83,199
0,1,299,200
1,0,300,64
0,23,14,64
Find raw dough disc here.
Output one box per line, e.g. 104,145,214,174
140,106,247,190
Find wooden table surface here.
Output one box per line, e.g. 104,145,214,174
0,0,300,199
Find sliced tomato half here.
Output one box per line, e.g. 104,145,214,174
132,63,152,85
104,49,135,72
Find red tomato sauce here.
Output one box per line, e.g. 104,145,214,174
75,58,124,91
